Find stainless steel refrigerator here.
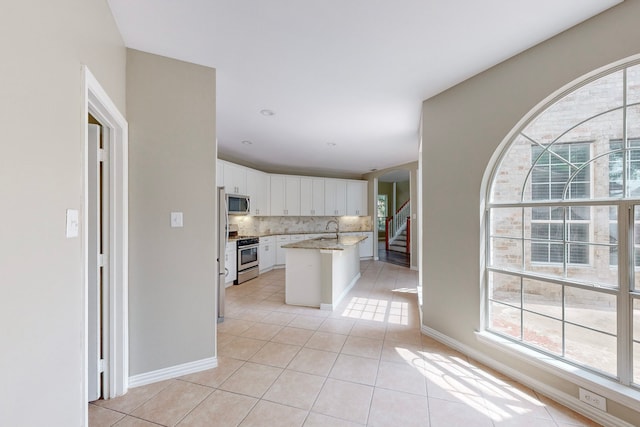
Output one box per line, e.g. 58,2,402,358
217,187,227,323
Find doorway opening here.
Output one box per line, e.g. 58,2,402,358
376,170,411,268
82,66,129,416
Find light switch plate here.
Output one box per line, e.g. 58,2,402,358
66,209,79,238
171,212,184,228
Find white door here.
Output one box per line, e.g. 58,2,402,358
87,122,107,401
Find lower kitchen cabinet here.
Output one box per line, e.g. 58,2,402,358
343,231,374,259
259,236,276,272
276,235,291,266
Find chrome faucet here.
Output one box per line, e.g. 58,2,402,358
326,219,340,239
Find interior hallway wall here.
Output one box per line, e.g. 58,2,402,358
0,1,125,425
420,1,640,424
127,49,217,376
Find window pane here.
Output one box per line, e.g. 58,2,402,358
490,302,521,340
635,299,640,384
626,107,640,197
491,237,522,270
523,71,622,146
489,272,521,308
490,208,523,238
490,135,532,203
565,324,617,376
523,311,562,354
565,287,616,335
635,342,640,386
627,63,640,105
523,278,562,319
634,298,640,342
636,206,640,290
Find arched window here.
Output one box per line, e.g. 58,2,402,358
487,60,640,387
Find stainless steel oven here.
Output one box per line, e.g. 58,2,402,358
236,237,259,284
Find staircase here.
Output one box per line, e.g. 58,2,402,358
389,228,407,253
385,200,410,254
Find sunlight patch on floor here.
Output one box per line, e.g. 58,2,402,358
341,297,388,321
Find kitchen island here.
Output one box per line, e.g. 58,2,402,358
282,235,367,310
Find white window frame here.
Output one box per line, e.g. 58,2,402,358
485,59,640,396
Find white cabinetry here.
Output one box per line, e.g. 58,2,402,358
275,235,291,266
300,177,325,216
225,241,237,285
342,231,374,258
223,161,247,195
360,232,374,258
346,180,368,216
259,236,276,272
324,179,347,216
270,175,300,216
247,168,270,216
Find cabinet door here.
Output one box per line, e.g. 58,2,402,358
300,177,324,216
300,178,313,216
259,238,276,272
284,176,300,216
360,232,374,258
325,179,346,216
270,175,286,215
223,162,247,195
347,180,367,216
276,235,290,265
247,168,269,215
311,178,325,216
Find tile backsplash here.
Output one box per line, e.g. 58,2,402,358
229,215,372,236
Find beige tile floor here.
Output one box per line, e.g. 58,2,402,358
90,260,601,427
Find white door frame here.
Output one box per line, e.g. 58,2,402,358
82,66,128,415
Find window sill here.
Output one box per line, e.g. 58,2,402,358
475,331,640,412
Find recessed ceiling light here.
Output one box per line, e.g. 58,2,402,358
260,109,275,116
241,140,253,145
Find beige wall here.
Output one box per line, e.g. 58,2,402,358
421,1,640,424
0,1,125,425
126,49,217,375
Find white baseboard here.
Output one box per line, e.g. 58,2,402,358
128,357,218,388
420,326,634,427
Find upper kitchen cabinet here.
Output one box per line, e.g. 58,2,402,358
246,168,270,216
270,175,300,216
346,180,368,216
300,177,325,216
324,178,347,216
222,160,247,195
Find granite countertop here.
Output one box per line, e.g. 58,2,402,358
281,235,367,250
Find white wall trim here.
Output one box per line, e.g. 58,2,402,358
421,325,636,427
82,65,129,411
129,357,218,388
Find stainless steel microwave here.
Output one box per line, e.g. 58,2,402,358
227,194,250,215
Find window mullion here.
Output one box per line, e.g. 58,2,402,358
617,203,631,385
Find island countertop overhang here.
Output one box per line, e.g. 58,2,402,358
281,235,367,250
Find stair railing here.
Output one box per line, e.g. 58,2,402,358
385,200,410,250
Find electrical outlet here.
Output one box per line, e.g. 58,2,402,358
579,387,607,411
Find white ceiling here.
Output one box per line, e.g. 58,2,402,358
107,0,621,178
